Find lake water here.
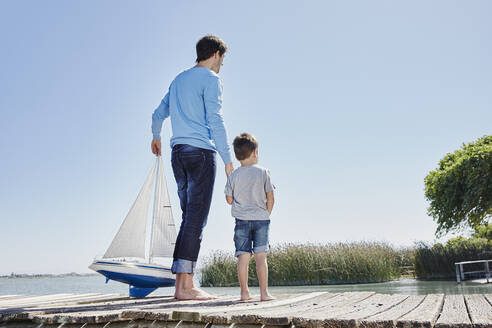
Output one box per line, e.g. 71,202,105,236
0,275,490,297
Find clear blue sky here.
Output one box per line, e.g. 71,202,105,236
1,1,491,275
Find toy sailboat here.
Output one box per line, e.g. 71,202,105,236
89,156,177,297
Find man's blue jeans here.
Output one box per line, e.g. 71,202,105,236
170,144,216,274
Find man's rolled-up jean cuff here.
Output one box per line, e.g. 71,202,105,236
253,244,269,254
172,258,196,274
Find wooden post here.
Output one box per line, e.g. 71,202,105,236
455,263,461,283
460,263,465,281
485,261,490,284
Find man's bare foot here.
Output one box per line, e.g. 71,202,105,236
260,293,276,301
240,291,253,301
175,287,216,300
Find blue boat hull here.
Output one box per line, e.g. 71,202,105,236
89,260,175,297
97,269,175,288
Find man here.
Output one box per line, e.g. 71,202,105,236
151,35,234,300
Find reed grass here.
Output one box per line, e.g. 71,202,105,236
200,238,491,285
200,242,402,287
414,237,491,279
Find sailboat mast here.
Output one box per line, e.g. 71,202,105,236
149,156,160,264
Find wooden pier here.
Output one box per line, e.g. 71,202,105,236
1,292,491,327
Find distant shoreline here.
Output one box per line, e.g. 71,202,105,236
0,273,98,279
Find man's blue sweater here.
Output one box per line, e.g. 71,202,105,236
152,66,232,164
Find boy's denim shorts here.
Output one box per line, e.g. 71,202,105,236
233,219,270,257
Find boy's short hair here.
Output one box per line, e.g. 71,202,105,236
196,35,227,63
233,133,258,160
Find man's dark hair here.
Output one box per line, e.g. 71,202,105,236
233,133,258,161
196,35,227,63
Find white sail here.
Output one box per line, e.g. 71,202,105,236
103,161,157,259
149,157,177,259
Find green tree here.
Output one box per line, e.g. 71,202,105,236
473,223,492,242
424,135,492,237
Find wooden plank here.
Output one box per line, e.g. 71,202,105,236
0,296,32,307
17,293,100,305
325,293,409,328
0,293,101,309
396,294,444,328
0,294,114,322
0,294,176,323
3,294,173,313
303,291,377,316
1,292,491,328
291,292,376,327
139,295,238,310
120,308,173,321
464,294,492,328
32,310,124,325
199,292,319,314
126,295,239,322
360,295,425,328
336,293,408,319
172,292,326,324
46,294,175,314
0,295,23,300
172,293,306,322
0,293,71,305
32,295,225,323
57,293,128,305
15,293,127,313
126,294,240,321
435,294,472,328
0,309,43,322
142,296,238,321
0,293,74,308
224,292,340,325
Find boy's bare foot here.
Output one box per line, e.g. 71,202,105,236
240,291,253,301
175,287,216,300
260,293,276,301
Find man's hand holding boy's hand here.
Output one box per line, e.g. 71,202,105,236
266,191,274,215
225,162,234,176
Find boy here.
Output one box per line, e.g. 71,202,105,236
224,133,275,301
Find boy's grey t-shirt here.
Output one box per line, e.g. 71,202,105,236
224,165,274,221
